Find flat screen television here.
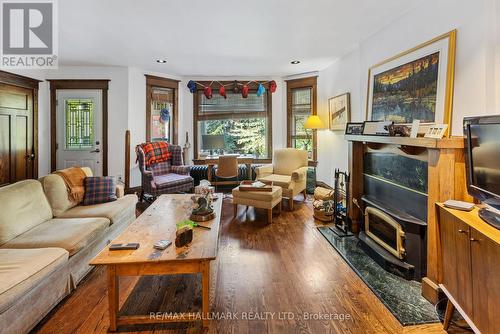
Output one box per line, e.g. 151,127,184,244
464,115,500,229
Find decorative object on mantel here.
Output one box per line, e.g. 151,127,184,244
186,80,277,99
345,122,364,135
331,169,353,237
329,92,350,130
385,124,411,137
366,30,457,137
362,121,392,135
410,120,420,138
424,124,448,138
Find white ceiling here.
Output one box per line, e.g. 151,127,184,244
59,0,422,77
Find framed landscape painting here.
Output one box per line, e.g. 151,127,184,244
366,30,456,136
329,93,350,130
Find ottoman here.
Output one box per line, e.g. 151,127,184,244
232,186,282,223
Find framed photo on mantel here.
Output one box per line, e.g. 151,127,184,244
365,30,456,137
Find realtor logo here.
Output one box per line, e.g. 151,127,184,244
1,0,58,68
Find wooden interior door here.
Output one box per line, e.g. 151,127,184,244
470,228,500,334
0,83,36,186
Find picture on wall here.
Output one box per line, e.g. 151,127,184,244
329,93,350,130
366,30,456,136
372,52,439,123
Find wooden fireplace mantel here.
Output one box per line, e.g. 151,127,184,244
346,135,470,304
344,134,464,149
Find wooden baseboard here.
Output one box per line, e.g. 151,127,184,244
421,277,442,304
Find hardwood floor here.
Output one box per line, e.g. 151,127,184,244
32,197,470,334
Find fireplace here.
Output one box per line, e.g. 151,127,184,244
364,206,405,259
357,152,428,281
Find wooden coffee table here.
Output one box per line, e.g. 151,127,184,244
90,194,222,331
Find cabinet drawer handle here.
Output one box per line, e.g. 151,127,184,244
458,229,467,234
470,238,478,242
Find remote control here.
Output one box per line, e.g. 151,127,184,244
153,240,172,250
443,200,475,211
109,243,140,250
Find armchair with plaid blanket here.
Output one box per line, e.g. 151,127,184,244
136,143,194,201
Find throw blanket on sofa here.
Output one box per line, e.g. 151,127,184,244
138,141,171,167
54,167,87,204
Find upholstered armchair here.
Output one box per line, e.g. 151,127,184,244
256,148,308,210
136,144,194,201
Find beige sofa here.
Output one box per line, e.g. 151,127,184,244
0,170,137,334
256,148,309,210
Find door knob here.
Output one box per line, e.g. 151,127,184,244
90,148,101,153
25,153,35,160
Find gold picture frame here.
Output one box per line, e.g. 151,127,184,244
329,92,350,131
365,30,456,137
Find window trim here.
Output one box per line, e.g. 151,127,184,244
145,75,179,144
193,81,273,161
286,76,318,162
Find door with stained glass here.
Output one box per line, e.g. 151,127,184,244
56,90,103,175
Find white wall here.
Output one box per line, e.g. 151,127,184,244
315,0,500,185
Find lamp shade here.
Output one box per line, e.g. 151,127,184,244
304,115,325,130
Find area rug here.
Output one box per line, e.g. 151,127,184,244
318,226,440,326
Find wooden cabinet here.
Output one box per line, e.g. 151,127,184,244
470,229,500,334
440,210,472,315
437,204,500,334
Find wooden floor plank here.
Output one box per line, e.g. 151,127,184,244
32,196,471,334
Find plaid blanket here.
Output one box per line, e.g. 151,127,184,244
139,142,171,167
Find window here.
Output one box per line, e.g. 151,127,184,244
65,99,93,149
146,75,179,143
286,76,317,161
194,82,272,159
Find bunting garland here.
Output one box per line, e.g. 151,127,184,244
186,79,277,99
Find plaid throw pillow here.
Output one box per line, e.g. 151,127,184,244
83,176,117,205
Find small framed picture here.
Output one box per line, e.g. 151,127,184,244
345,122,365,135
362,121,393,136
410,120,420,138
424,124,448,139
329,93,350,131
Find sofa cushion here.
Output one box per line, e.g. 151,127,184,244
154,173,193,190
272,148,308,176
57,194,137,225
0,248,68,313
83,176,117,205
0,180,53,246
258,174,293,189
1,218,109,256
39,174,78,217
